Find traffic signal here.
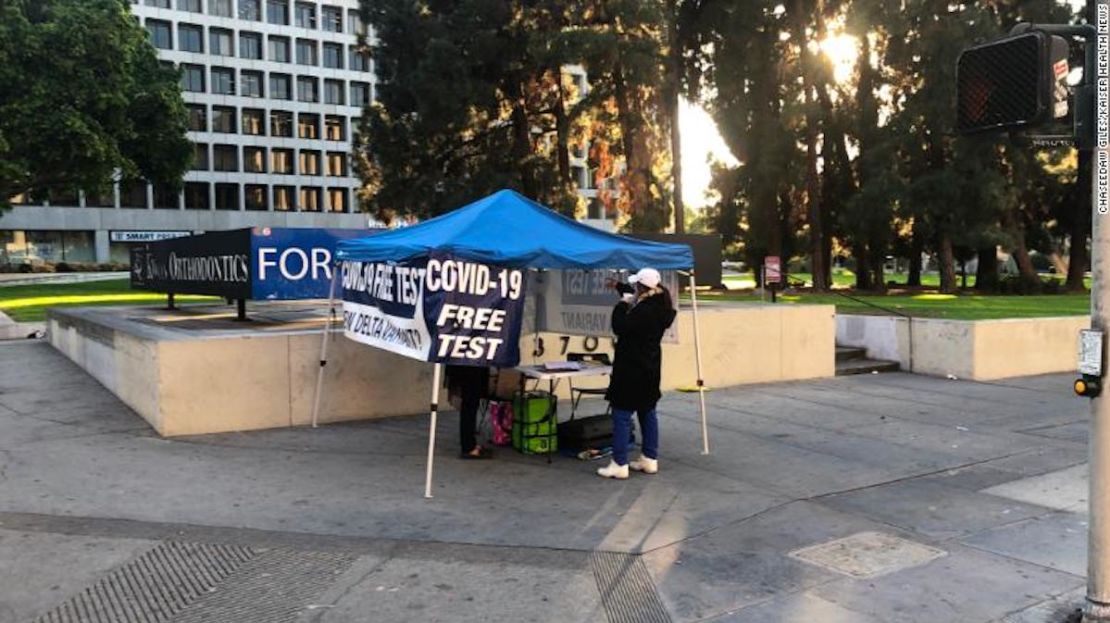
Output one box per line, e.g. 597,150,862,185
957,31,1070,135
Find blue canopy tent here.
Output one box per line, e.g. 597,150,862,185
311,190,709,497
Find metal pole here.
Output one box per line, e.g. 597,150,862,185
1086,2,1110,619
310,265,341,428
424,363,443,499
688,272,709,455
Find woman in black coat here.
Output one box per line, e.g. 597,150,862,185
598,268,677,480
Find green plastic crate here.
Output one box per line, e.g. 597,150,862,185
511,391,557,454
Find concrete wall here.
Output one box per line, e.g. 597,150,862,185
836,314,1086,380
49,302,835,437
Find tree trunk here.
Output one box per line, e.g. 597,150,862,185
854,244,872,290
939,233,957,294
975,246,999,292
793,0,827,291
554,71,572,188
1012,236,1040,287
665,0,684,234
870,251,886,292
908,225,924,286
1068,148,1091,291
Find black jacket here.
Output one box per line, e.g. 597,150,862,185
606,287,677,411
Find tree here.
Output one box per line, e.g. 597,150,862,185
0,0,191,210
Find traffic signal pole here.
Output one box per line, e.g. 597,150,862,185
1089,2,1110,618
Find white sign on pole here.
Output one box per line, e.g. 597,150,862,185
1081,329,1105,376
764,256,782,284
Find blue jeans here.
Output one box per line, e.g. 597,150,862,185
611,407,658,466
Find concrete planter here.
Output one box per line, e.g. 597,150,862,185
48,302,836,436
836,314,1088,380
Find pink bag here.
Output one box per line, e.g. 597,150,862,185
490,401,514,447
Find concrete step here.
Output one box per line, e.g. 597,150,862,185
836,358,901,376
835,346,867,362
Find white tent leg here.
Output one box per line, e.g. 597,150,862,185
424,363,444,499
311,266,341,428
688,272,709,455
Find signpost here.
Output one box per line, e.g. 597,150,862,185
763,255,782,303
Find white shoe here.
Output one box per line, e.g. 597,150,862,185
596,460,629,480
629,456,658,474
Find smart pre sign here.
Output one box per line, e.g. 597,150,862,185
131,228,375,300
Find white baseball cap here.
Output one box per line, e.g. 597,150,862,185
628,268,661,288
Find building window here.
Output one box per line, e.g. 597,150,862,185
241,70,264,98
346,9,365,35
269,73,291,100
211,67,235,95
324,79,344,105
271,148,294,174
294,2,316,28
145,0,171,9
178,23,203,53
213,145,238,172
243,147,266,173
297,113,319,139
177,0,202,11
186,104,207,131
296,76,318,102
208,0,232,17
239,0,261,20
49,188,80,207
328,187,348,212
120,180,148,209
212,106,237,133
181,64,205,92
325,152,346,176
84,187,115,208
192,143,209,170
147,20,172,50
215,183,239,211
270,111,293,137
268,36,290,63
153,185,179,210
349,47,369,72
185,182,209,210
210,28,234,57
296,39,317,65
266,0,288,25
300,186,322,212
273,186,295,211
241,108,264,135
324,115,345,141
299,150,321,176
245,184,268,211
323,43,343,69
322,5,342,32
350,81,370,106
239,32,262,59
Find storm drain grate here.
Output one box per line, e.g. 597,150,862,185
173,548,357,623
590,551,672,623
35,541,255,623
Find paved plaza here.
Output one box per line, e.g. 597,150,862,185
0,339,1092,622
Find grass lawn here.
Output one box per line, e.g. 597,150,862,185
700,290,1089,320
0,279,216,322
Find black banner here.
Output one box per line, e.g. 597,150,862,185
130,229,251,298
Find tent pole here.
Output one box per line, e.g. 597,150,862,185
424,363,444,499
688,271,709,455
311,264,341,429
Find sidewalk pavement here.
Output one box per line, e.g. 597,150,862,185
0,339,1091,623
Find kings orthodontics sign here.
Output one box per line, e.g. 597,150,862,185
130,228,372,300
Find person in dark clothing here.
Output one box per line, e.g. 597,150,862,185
446,365,493,459
598,268,677,479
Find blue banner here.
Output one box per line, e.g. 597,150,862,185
250,228,370,300
341,253,527,367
